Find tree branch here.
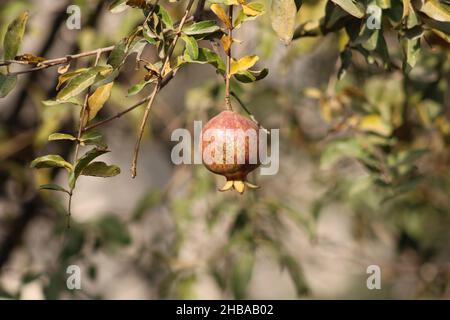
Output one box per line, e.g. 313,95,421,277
3,46,115,76
130,0,196,178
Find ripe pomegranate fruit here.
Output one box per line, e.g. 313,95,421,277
201,110,260,194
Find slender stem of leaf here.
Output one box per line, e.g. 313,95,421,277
130,0,196,178
225,5,233,111
230,91,270,135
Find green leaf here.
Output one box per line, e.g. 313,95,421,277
181,35,199,60
69,148,109,189
56,68,89,90
30,155,73,171
400,34,420,73
39,184,70,194
234,68,268,83
108,39,127,69
331,0,365,18
155,4,174,29
3,11,29,61
271,0,298,45
48,133,77,141
183,48,226,73
127,79,154,96
182,21,220,36
80,131,107,148
0,73,17,98
81,161,121,177
56,66,112,101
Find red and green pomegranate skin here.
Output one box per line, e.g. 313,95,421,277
201,110,260,194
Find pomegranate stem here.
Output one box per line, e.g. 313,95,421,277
225,5,233,111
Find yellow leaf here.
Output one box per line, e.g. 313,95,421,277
211,4,232,29
85,82,114,125
303,87,322,99
230,55,259,75
242,3,262,16
359,115,392,136
221,34,232,52
56,68,88,90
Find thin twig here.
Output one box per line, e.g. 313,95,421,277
130,0,196,178
2,46,115,76
224,5,233,111
66,50,102,228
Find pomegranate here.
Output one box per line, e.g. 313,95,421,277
201,110,260,194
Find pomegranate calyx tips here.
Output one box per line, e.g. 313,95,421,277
218,179,260,194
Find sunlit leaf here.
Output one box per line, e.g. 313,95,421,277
30,155,73,172
56,68,89,91
57,66,112,101
181,35,199,60
86,82,114,123
211,4,232,29
48,133,77,141
359,114,392,136
416,0,450,22
242,2,265,17
331,0,365,18
230,55,259,75
182,20,220,36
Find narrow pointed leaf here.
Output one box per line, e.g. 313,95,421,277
81,161,121,177
3,12,29,60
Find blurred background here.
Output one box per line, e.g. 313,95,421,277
0,0,450,299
